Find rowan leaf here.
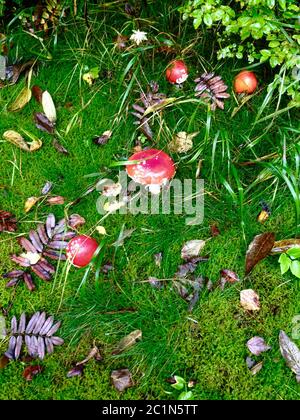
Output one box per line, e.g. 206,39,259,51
245,232,275,274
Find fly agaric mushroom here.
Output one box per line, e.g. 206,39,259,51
166,60,188,85
234,71,258,95
126,149,175,194
66,235,99,268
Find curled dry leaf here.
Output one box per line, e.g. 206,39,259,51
250,361,263,375
93,130,112,146
279,330,300,382
240,289,260,311
271,239,300,254
0,210,17,233
52,139,69,155
34,112,55,134
111,368,134,392
67,364,84,378
181,240,206,260
23,365,43,381
42,91,56,123
245,232,275,275
68,214,86,229
25,196,40,213
41,181,53,195
247,336,271,356
168,132,198,154
46,196,65,205
219,269,240,290
8,86,32,112
96,226,107,235
112,330,142,355
3,130,30,151
32,85,43,103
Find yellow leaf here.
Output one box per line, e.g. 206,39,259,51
25,196,40,213
168,131,199,153
8,87,32,112
143,97,177,116
112,330,142,355
96,226,107,235
3,130,30,151
29,138,43,152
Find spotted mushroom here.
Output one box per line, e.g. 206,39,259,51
126,148,176,194
166,60,189,85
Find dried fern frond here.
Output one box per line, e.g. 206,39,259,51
195,72,230,110
4,312,63,360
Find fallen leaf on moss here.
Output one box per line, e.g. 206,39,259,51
250,361,263,375
168,131,198,154
0,355,9,369
83,67,99,86
112,330,142,355
52,139,69,155
42,91,56,123
271,239,300,254
245,232,275,274
3,130,30,151
247,336,271,356
34,112,55,134
96,226,107,235
32,85,43,103
181,240,206,260
93,130,112,146
8,86,32,112
111,368,133,392
279,330,300,383
23,365,43,381
219,269,240,290
25,196,40,213
46,196,65,205
240,289,260,311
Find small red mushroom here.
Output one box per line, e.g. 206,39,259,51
166,60,188,85
126,148,176,194
66,235,99,268
234,70,258,94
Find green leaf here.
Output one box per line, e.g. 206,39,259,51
290,260,300,278
279,0,286,10
178,391,194,400
171,375,186,390
203,14,213,27
279,253,291,274
287,248,300,259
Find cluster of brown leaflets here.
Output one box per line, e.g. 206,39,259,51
3,213,84,291
22,0,66,34
4,312,63,360
194,72,230,110
0,210,17,233
132,81,166,140
67,345,103,378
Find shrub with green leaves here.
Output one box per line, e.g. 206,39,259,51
279,247,300,279
180,0,300,105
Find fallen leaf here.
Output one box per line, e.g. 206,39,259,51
93,130,112,146
271,239,300,254
168,131,198,154
181,240,206,260
10,60,35,85
24,196,40,213
34,112,55,134
32,85,43,103
3,130,30,151
52,139,69,155
246,356,256,370
219,269,240,290
279,330,300,382
115,34,128,50
29,138,42,152
67,365,84,378
245,232,275,274
68,214,86,229
0,355,9,369
210,223,220,237
247,336,271,356
20,252,41,265
250,361,263,375
41,181,53,195
46,196,65,205
42,91,56,123
154,252,162,267
148,276,163,289
112,330,142,355
176,257,208,278
112,228,135,247
144,97,177,116
240,289,260,311
77,346,103,365
111,368,133,392
23,365,43,381
8,86,32,112
83,67,99,86
96,226,107,235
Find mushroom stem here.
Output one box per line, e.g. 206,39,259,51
148,184,161,195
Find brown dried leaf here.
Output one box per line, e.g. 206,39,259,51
52,139,69,155
32,85,43,103
23,365,43,381
46,196,65,205
168,132,198,154
250,361,263,375
112,330,142,355
247,336,271,356
111,368,133,392
3,130,30,151
240,289,260,311
68,214,86,229
76,346,103,366
271,239,300,254
25,197,40,213
245,232,275,274
279,331,300,379
8,87,32,112
34,112,55,134
219,269,240,290
0,355,9,369
181,240,206,260
93,130,112,146
11,60,34,85
115,34,128,50
210,223,220,237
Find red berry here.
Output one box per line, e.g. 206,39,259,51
66,235,99,268
234,71,258,94
166,60,188,85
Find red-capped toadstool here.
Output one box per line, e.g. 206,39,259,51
166,60,189,85
66,235,99,268
126,148,176,194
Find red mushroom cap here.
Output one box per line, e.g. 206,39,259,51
234,70,258,94
66,235,99,268
166,60,188,85
126,149,175,188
